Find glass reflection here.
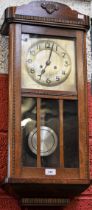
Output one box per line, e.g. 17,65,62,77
40,99,60,168
21,97,37,167
63,100,79,168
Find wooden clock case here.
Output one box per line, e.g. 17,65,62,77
1,1,90,200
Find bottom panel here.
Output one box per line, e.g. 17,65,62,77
3,181,90,199
21,198,70,206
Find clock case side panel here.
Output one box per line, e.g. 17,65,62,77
6,23,22,181
76,30,89,181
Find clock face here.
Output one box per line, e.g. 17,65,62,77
26,40,71,87
21,34,76,92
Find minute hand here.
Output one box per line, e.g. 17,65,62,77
38,42,54,80
46,42,54,65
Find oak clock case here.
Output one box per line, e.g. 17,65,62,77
1,1,90,200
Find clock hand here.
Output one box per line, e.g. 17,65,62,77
46,42,54,65
38,42,54,80
38,64,48,80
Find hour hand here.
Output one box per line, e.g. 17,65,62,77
38,60,51,80
38,68,46,80
38,59,51,80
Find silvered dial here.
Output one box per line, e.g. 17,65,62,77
26,40,71,86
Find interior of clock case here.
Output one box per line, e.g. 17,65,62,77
21,96,79,169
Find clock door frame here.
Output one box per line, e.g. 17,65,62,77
7,23,89,185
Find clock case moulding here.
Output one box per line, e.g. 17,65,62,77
1,1,90,200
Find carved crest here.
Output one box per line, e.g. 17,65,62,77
41,2,59,14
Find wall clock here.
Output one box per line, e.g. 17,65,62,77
1,1,90,204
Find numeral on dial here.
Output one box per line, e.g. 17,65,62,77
37,45,41,50
64,60,69,66
30,50,35,55
62,52,65,57
55,44,58,52
26,59,32,63
45,42,51,48
30,68,35,73
46,78,51,84
56,76,60,81
62,70,65,75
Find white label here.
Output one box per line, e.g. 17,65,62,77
45,169,56,176
78,14,84,20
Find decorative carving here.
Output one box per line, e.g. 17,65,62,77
1,2,89,34
41,2,59,14
14,14,86,30
21,198,70,206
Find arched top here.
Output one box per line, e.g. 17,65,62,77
1,1,90,34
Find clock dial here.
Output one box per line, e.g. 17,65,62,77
26,40,71,86
21,35,76,92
